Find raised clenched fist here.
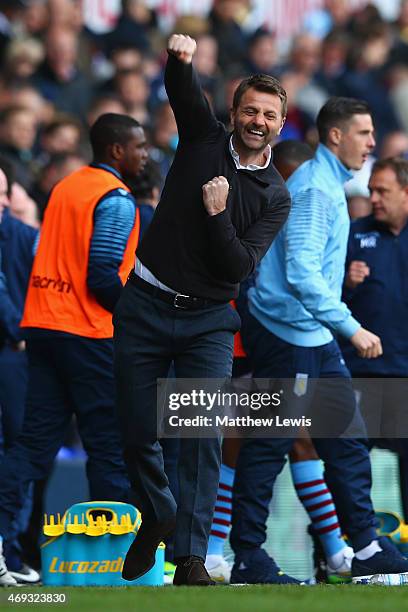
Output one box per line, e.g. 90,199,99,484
202,176,229,216
167,34,197,64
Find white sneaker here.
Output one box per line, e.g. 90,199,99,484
205,554,231,584
326,546,354,583
9,564,41,584
0,542,17,587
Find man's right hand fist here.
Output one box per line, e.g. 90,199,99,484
345,260,370,289
350,327,383,359
167,34,197,64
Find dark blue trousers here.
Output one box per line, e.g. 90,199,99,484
113,279,240,560
0,347,28,448
0,335,130,536
230,313,378,555
0,346,33,568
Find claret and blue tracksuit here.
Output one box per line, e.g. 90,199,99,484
231,144,379,556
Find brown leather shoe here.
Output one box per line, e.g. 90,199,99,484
122,518,176,581
173,556,216,586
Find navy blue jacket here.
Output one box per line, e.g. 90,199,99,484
0,210,38,345
341,215,408,375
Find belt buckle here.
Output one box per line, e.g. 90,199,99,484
174,293,191,309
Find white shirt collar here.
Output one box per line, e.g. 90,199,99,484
229,135,271,171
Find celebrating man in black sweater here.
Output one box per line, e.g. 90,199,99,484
114,34,290,586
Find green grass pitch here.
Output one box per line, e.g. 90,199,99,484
2,585,407,612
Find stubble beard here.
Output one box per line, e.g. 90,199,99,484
234,127,270,155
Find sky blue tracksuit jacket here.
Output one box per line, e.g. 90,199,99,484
249,143,361,347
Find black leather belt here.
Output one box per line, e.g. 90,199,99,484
128,270,224,310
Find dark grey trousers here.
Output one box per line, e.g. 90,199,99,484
113,279,240,559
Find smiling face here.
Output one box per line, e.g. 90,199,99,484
230,87,285,162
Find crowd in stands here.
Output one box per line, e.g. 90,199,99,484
0,0,408,228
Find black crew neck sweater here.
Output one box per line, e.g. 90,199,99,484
137,53,291,301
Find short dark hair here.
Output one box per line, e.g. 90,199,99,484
89,93,122,108
273,139,313,168
249,28,275,50
89,113,141,158
371,157,408,188
0,105,34,125
232,74,287,117
109,44,142,60
115,67,145,82
316,97,372,144
42,113,82,138
43,152,86,173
